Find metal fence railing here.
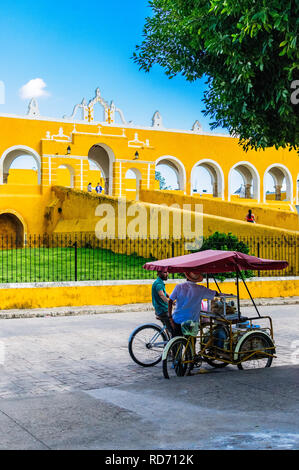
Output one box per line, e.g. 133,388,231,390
0,233,298,283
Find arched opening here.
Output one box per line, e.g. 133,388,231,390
0,146,41,185
229,162,260,201
125,168,142,200
56,165,75,188
155,156,186,191
88,160,105,192
0,212,24,247
88,144,115,195
191,160,224,198
263,164,293,202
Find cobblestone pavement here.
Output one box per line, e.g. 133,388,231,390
0,304,298,400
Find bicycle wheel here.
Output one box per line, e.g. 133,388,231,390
162,337,193,379
237,332,275,370
128,324,168,367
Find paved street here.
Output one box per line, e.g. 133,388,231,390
0,304,298,450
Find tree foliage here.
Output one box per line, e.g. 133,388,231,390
199,231,253,280
155,170,170,189
134,0,299,151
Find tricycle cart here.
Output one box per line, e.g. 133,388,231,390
143,249,288,378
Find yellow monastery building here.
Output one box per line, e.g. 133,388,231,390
0,87,298,241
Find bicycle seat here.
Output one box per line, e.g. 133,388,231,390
155,315,168,325
226,315,249,324
238,317,249,322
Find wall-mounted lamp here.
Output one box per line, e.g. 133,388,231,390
133,151,139,160
66,145,71,155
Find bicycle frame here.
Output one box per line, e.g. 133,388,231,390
198,314,276,366
164,315,276,371
149,326,169,348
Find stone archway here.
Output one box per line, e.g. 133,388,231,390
191,159,224,198
263,164,293,202
0,145,41,185
0,211,25,247
155,156,186,191
88,144,115,195
229,162,260,202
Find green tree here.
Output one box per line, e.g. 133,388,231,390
134,0,299,152
199,231,253,280
155,170,170,189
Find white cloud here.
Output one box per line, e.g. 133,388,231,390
19,78,50,100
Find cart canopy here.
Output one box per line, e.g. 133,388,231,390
143,249,288,274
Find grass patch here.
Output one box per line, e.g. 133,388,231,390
0,247,180,283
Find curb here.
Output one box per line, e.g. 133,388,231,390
0,297,298,320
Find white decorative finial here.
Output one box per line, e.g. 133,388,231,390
192,120,203,134
27,98,40,117
152,111,162,128
63,98,88,121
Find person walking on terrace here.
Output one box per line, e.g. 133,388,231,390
95,182,103,194
245,209,256,223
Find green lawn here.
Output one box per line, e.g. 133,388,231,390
0,247,166,283
0,244,294,283
0,246,184,283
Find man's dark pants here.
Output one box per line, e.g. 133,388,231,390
156,312,175,337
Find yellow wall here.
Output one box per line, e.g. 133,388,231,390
124,177,138,200
50,186,299,240
56,167,105,190
49,186,203,257
43,186,298,277
266,192,287,201
5,169,109,192
139,189,299,232
38,186,298,276
0,185,52,235
7,169,39,185
0,278,298,310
